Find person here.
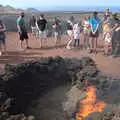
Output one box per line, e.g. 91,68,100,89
73,22,81,47
29,15,37,36
82,16,91,49
17,12,30,50
52,17,61,47
104,8,111,22
103,21,112,56
109,13,120,55
89,11,101,53
110,13,120,57
36,14,47,48
0,20,7,56
66,20,74,49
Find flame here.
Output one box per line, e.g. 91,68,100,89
76,85,106,120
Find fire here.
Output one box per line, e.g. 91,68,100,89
76,85,106,120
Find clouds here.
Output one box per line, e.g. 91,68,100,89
1,0,120,8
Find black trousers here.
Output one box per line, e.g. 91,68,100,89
74,39,80,47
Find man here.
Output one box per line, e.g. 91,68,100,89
36,14,47,48
89,11,101,53
17,12,30,50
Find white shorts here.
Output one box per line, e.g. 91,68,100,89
54,32,59,36
37,30,46,39
67,30,73,37
31,27,37,34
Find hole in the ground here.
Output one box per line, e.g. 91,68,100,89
0,57,120,120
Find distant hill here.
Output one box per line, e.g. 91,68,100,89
0,5,40,14
26,8,40,13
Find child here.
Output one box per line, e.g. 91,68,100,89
103,21,112,56
73,23,81,47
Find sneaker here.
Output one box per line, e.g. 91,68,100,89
66,46,71,49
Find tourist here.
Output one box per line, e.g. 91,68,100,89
104,8,111,22
17,12,30,50
36,14,47,48
73,22,81,47
109,13,120,55
110,13,120,57
52,17,62,47
0,20,7,56
82,16,91,49
30,15,37,36
66,19,74,49
103,21,112,56
89,11,101,53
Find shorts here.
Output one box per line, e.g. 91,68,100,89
0,32,5,44
31,26,37,34
67,30,73,37
89,30,99,38
19,31,28,41
54,32,59,36
37,30,46,39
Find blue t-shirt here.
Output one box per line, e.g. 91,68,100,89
89,17,100,31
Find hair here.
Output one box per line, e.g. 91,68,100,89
93,11,98,15
40,14,44,18
20,12,24,16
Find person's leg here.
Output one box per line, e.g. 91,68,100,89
78,39,80,47
20,40,24,49
54,33,58,47
86,33,90,48
83,33,87,48
89,37,94,53
38,31,43,48
66,30,73,48
24,32,30,48
0,43,2,56
2,40,7,53
73,39,77,47
94,37,98,53
25,39,30,48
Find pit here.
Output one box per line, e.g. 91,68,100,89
0,57,120,120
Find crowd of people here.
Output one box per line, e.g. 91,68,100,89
0,8,120,57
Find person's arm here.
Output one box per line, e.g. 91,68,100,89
36,20,40,31
94,24,99,33
115,26,120,31
17,19,21,33
0,24,6,32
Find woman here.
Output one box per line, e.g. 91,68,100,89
89,12,101,53
53,17,61,47
82,16,91,49
66,20,74,49
0,20,7,56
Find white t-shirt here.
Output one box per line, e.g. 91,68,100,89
73,24,80,39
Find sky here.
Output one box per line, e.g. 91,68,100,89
0,0,120,10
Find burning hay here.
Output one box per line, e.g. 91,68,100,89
76,85,106,120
